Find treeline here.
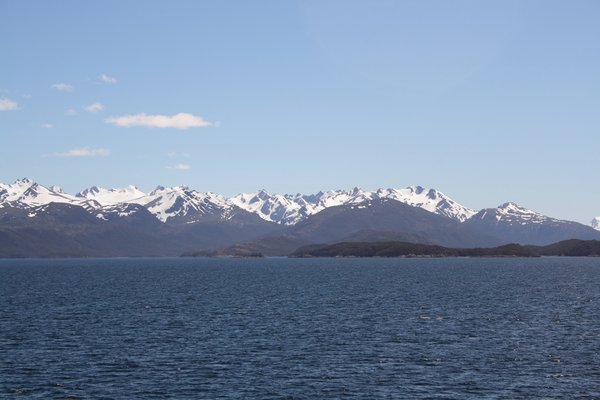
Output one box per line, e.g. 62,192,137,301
291,240,600,258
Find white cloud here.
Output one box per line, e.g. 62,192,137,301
40,123,54,129
0,97,18,111
66,108,77,116
167,163,191,170
50,83,74,92
105,113,216,129
84,102,104,113
53,147,110,157
99,73,117,84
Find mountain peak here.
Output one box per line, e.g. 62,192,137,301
496,202,540,216
426,188,439,199
149,185,192,195
139,186,231,223
592,216,600,231
256,189,271,199
49,185,64,194
473,202,555,227
77,186,101,197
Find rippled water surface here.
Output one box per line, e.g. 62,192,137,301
1,257,600,399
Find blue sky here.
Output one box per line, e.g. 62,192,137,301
1,1,599,223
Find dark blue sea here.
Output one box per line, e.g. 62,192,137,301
1,257,599,399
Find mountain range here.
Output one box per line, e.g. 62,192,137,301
1,178,599,257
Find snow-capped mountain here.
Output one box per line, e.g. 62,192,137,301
0,179,252,224
464,202,600,245
2,178,600,257
76,184,233,224
310,187,375,211
230,190,312,225
76,185,146,206
231,186,475,225
229,187,376,225
0,179,486,225
133,185,233,223
0,178,593,242
472,202,554,225
374,186,476,222
0,178,77,208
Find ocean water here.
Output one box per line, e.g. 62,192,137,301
1,257,599,399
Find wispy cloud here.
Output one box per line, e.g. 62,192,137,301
66,108,77,116
99,73,117,84
84,102,104,113
105,113,216,129
0,97,18,111
50,83,74,92
40,123,54,129
167,151,191,158
167,163,191,170
53,147,110,157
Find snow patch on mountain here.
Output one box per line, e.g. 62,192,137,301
76,185,146,206
592,217,600,231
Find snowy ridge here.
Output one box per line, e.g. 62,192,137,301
77,184,233,223
592,217,600,231
229,187,378,225
375,186,476,222
4,178,585,228
231,186,475,225
76,185,146,206
0,178,478,224
132,186,232,223
229,190,311,225
0,179,234,224
475,202,558,225
0,178,77,208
